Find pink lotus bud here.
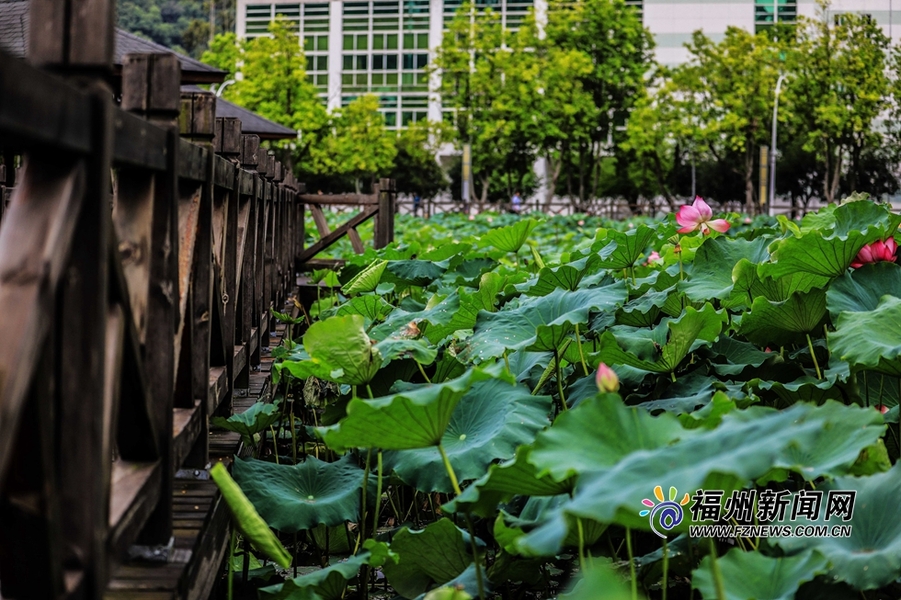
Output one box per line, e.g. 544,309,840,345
851,238,898,268
875,404,890,415
596,363,620,393
578,219,585,226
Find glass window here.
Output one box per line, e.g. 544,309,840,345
357,34,368,49
343,56,354,70
373,35,384,50
317,36,328,50
384,112,397,127
380,95,399,108
417,33,428,48
316,74,328,86
246,4,272,18
306,56,314,70
403,53,427,69
402,111,415,126
387,34,399,49
342,74,354,85
372,73,384,85
356,55,368,70
387,73,398,84
316,56,328,70
356,73,368,85
402,72,414,84
404,33,415,49
343,34,354,50
305,37,315,52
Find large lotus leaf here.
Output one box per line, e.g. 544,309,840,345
594,303,727,374
548,401,877,534
765,229,891,279
731,259,830,306
413,564,488,600
444,446,575,517
369,293,460,342
336,294,394,323
750,360,848,406
465,284,627,361
765,401,885,482
385,259,449,286
259,552,370,600
423,293,489,344
209,463,293,569
693,549,828,600
421,587,472,600
494,496,607,558
559,560,638,600
826,261,901,321
211,401,280,446
479,218,538,253
592,225,658,270
384,379,552,493
829,295,901,376
420,241,473,262
474,271,506,312
342,259,387,295
818,199,901,238
526,264,585,296
284,315,382,385
709,335,776,374
529,393,692,481
374,338,438,366
680,236,770,302
232,455,373,532
319,364,511,452
773,463,901,590
382,519,473,599
738,289,828,348
615,287,677,328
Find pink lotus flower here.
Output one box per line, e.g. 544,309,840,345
874,404,889,415
676,197,730,235
850,238,898,269
577,219,585,226
644,251,662,266
595,363,620,393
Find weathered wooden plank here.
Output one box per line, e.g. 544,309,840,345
113,168,155,346
309,203,330,238
347,227,365,254
297,205,380,264
0,157,85,481
177,139,208,182
172,404,203,472
208,367,228,415
108,461,161,562
298,193,378,205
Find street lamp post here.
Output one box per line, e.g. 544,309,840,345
215,79,236,97
768,73,786,217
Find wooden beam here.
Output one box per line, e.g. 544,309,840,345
298,193,378,205
297,205,379,264
309,203,331,238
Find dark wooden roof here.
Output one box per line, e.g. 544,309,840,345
0,0,227,84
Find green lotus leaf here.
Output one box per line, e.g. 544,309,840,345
707,336,776,376
493,495,606,558
422,587,472,600
731,259,830,306
765,228,889,280
594,303,727,375
693,549,828,600
738,289,828,348
444,445,575,517
285,315,382,385
342,259,387,295
384,379,552,493
259,552,369,600
828,295,901,376
382,519,474,599
592,225,658,270
466,284,628,361
750,360,848,406
848,439,892,476
209,463,293,569
319,364,512,452
616,287,675,328
773,463,901,590
385,259,449,286
826,261,901,321
232,454,374,532
529,393,691,482
551,401,881,534
370,293,462,342
420,242,473,262
475,271,506,312
374,338,438,366
680,236,770,302
336,294,394,323
211,401,280,447
527,264,585,297
413,564,488,600
479,218,538,253
560,560,638,600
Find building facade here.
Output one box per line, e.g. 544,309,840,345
235,0,901,127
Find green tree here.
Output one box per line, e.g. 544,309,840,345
310,96,397,192
389,122,450,200
545,0,654,206
785,1,890,203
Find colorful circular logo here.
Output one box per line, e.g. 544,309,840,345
640,485,691,539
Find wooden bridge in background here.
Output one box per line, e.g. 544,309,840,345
0,2,394,598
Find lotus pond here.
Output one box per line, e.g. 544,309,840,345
213,199,901,600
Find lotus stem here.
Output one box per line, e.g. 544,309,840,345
576,518,586,571
708,537,726,600
374,451,383,541
289,411,298,465
356,449,372,554
670,371,677,383
662,538,669,600
415,360,431,383
227,528,236,600
366,384,374,399
464,513,487,600
626,527,637,600
503,351,511,374
437,443,462,496
806,333,822,380
574,324,589,376
553,349,568,412
270,426,279,464
630,266,636,286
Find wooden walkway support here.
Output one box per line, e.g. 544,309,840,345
0,1,326,596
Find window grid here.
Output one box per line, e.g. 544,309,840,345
754,0,798,32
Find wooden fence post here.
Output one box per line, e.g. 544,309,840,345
374,178,396,249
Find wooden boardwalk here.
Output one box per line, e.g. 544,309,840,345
0,2,396,599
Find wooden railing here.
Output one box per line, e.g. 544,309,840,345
0,2,347,595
